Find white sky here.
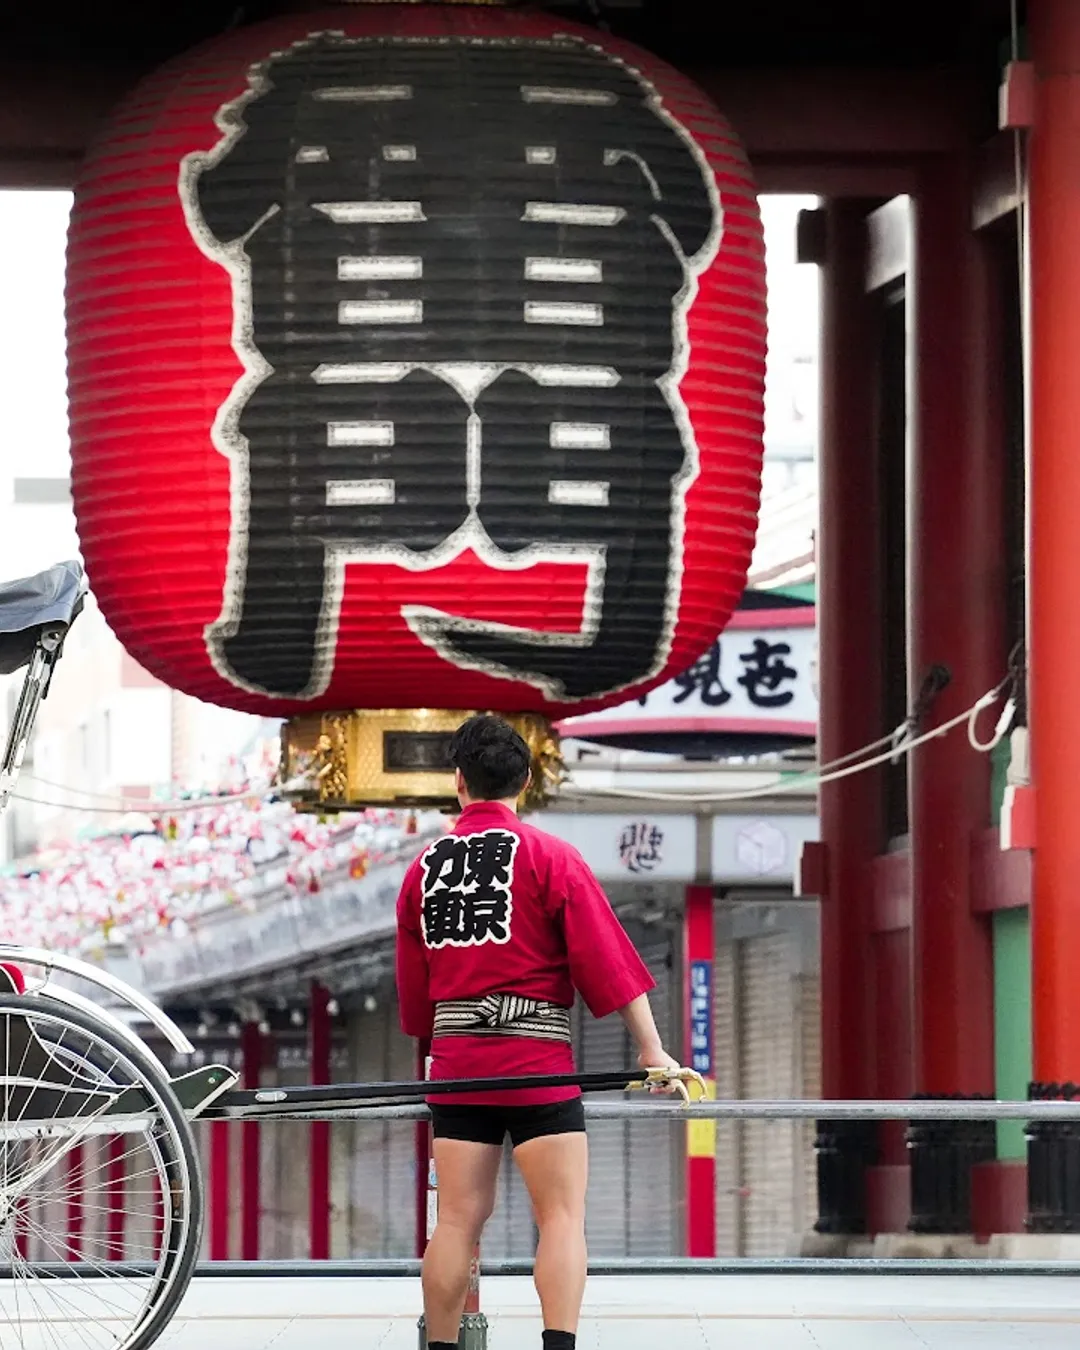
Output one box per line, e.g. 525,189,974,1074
0,192,72,483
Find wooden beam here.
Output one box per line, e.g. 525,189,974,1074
0,59,980,191
866,195,912,292
0,153,82,189
0,56,140,188
753,155,918,196
973,132,1025,231
871,850,913,934
690,64,980,156
970,827,1032,913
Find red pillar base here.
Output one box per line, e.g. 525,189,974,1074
241,1022,262,1261
309,983,332,1262
866,1165,912,1236
67,1143,85,1262
107,1134,126,1261
208,1120,230,1261
415,1038,431,1260
686,1156,716,1257
684,884,716,1257
971,1161,1029,1241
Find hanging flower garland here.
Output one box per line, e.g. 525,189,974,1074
0,761,441,954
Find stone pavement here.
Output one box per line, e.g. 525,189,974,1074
154,1273,1080,1349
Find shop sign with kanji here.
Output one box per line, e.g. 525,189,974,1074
557,608,817,740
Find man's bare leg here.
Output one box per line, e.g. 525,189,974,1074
422,1137,502,1344
513,1130,589,1340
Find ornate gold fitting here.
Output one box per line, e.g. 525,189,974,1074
507,712,567,813
281,709,565,813
627,1066,708,1104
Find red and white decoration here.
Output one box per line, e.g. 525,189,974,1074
0,793,420,956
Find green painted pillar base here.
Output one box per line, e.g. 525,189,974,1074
990,734,1032,1162
993,906,1032,1160
418,1313,489,1350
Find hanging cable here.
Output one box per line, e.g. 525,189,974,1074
18,730,910,819
9,784,280,816
13,663,941,818
561,669,1018,806
968,693,1016,753
19,773,216,804
968,642,1024,752
7,645,1022,819
10,684,1008,815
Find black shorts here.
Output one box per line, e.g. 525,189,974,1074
429,1097,586,1148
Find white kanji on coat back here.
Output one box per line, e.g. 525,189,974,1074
420,829,519,949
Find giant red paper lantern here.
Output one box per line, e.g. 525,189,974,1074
67,4,766,719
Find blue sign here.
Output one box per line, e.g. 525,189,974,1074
689,959,713,1077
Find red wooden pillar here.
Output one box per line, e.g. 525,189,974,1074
241,1022,263,1260
415,1036,431,1259
684,884,716,1257
309,982,331,1261
67,1143,85,1261
907,156,999,1098
106,1134,126,1261
152,1182,164,1260
816,200,880,1104
208,1120,230,1260
813,199,883,1232
1029,0,1080,1092
906,155,1002,1232
14,1198,27,1263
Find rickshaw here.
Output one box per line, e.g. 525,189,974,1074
0,560,699,1349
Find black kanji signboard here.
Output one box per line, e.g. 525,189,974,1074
420,828,519,949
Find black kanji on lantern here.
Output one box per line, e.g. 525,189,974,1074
737,638,798,708
420,829,519,949
184,32,719,701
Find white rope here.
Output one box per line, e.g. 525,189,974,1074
11,650,1022,822
968,695,1017,752
561,681,1012,805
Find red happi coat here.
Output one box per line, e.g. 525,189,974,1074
395,801,654,1105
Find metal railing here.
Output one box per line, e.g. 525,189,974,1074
208,1097,1080,1122
200,1093,1080,1276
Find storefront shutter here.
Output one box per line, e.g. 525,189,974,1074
712,936,742,1256
579,926,679,1257
711,904,821,1256
741,931,800,1255
345,1000,415,1257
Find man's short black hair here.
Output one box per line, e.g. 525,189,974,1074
449,715,531,802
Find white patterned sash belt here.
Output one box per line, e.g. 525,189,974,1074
433,994,572,1043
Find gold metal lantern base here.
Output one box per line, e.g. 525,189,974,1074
281,709,564,813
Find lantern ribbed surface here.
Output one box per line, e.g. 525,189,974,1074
67,5,766,717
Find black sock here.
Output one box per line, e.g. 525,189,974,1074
427,1343,457,1349
543,1333,576,1350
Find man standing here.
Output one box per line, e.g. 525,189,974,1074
396,714,681,1350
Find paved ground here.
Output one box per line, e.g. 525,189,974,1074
153,1273,1080,1348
